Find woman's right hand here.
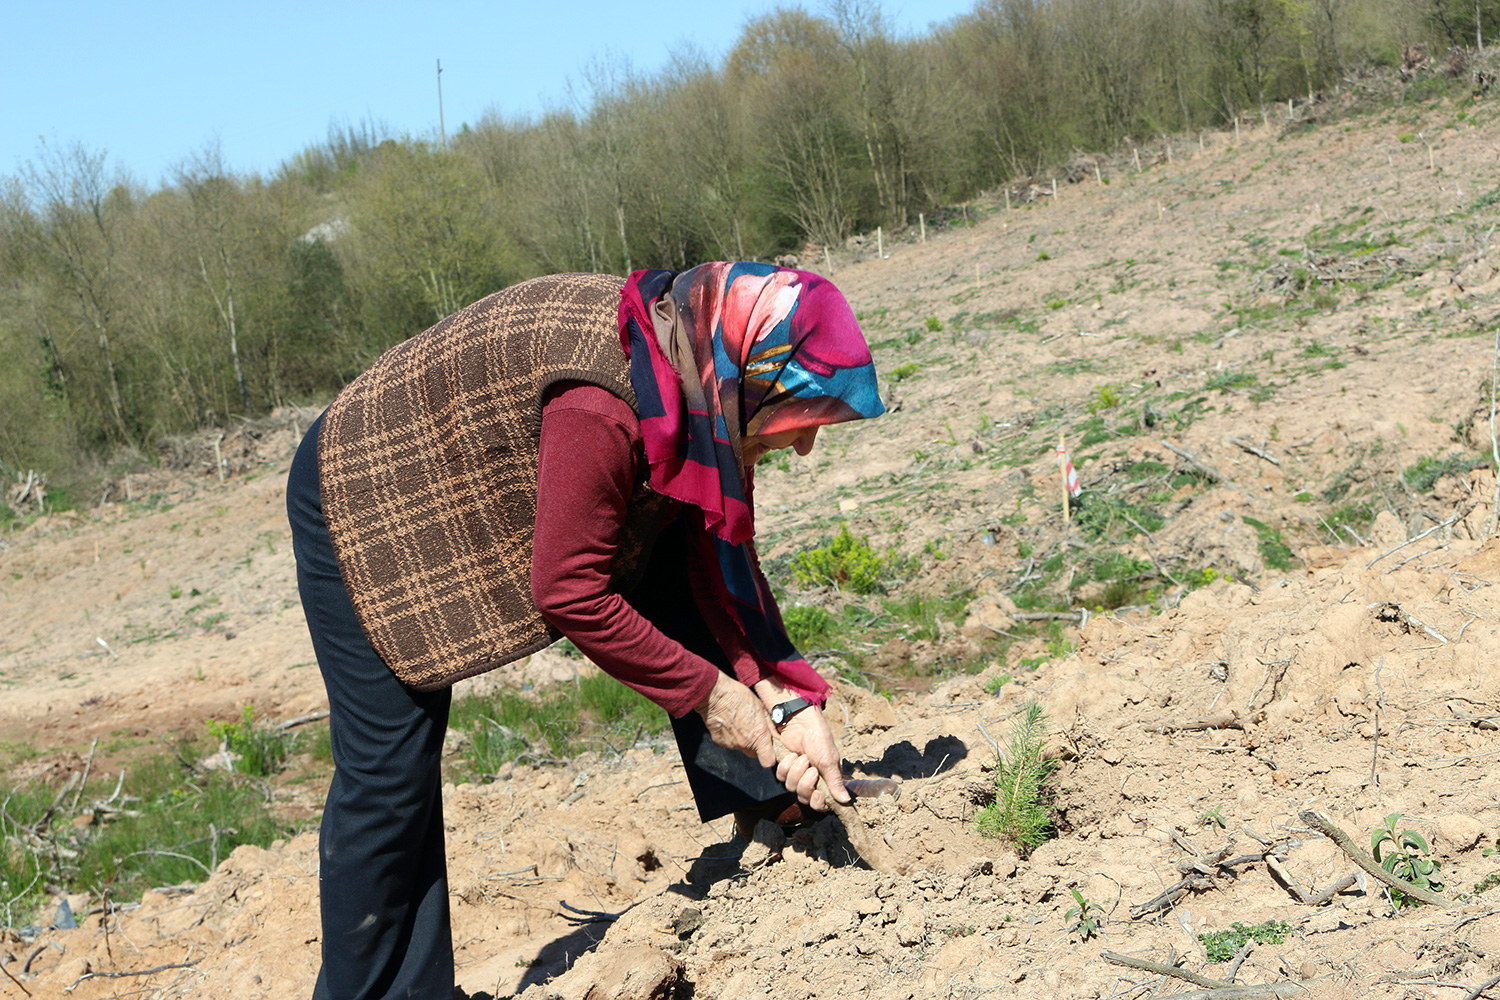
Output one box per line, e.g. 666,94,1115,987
694,672,777,768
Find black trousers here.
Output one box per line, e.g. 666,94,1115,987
287,415,790,999
289,415,454,1000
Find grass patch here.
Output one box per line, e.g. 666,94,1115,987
0,740,299,926
1404,452,1481,493
1241,515,1297,572
449,672,669,778
1074,494,1165,543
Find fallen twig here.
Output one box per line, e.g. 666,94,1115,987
1464,971,1500,1000
1382,542,1450,576
1264,856,1305,902
1161,439,1235,489
275,710,330,731
1149,986,1310,999
1014,611,1083,622
1006,556,1036,593
1298,810,1458,908
64,958,202,992
1102,950,1228,988
1365,505,1475,569
1145,713,1245,734
1449,703,1500,731
1129,876,1201,918
1367,602,1448,643
1102,953,1308,997
560,900,621,924
1228,437,1280,466
1304,873,1359,907
1,956,32,996
71,737,98,812
1225,939,1254,983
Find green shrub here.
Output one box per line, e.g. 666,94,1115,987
783,605,838,648
791,524,890,594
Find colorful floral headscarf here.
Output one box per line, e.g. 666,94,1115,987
619,262,885,699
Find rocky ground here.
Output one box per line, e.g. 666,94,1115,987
6,71,1500,999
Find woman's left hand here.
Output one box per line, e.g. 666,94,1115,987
774,707,851,812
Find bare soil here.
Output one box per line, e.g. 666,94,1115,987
7,87,1500,999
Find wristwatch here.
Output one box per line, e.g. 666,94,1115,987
769,697,811,727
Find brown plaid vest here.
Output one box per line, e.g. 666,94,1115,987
318,273,673,689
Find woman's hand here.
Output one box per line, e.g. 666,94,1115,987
774,707,850,813
694,672,777,768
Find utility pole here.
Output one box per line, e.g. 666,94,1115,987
437,58,447,150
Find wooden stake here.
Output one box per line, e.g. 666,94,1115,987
919,213,926,242
877,226,884,259
1132,147,1141,170
1428,143,1435,171
1198,132,1204,152
1051,177,1058,198
823,245,833,272
1094,161,1102,184
1058,433,1071,523
1235,116,1241,143
1005,188,1011,211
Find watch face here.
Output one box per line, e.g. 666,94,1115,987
771,706,786,724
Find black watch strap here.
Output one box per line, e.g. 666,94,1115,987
770,697,811,727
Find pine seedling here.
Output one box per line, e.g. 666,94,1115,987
975,701,1054,851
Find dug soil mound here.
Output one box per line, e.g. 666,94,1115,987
7,90,1500,999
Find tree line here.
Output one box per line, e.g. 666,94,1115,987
0,0,1486,483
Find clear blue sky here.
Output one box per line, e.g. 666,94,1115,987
3,1,975,189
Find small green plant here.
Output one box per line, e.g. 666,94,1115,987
783,605,839,648
1241,516,1296,572
1199,920,1291,962
984,673,1013,695
975,702,1053,852
207,705,290,777
791,525,891,595
1064,888,1105,940
1182,567,1222,589
1086,384,1121,414
889,362,921,382
1372,813,1443,907
1200,804,1227,829
1037,251,1052,261
925,315,942,332
168,584,183,600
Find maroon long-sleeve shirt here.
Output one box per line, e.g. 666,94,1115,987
530,383,825,719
